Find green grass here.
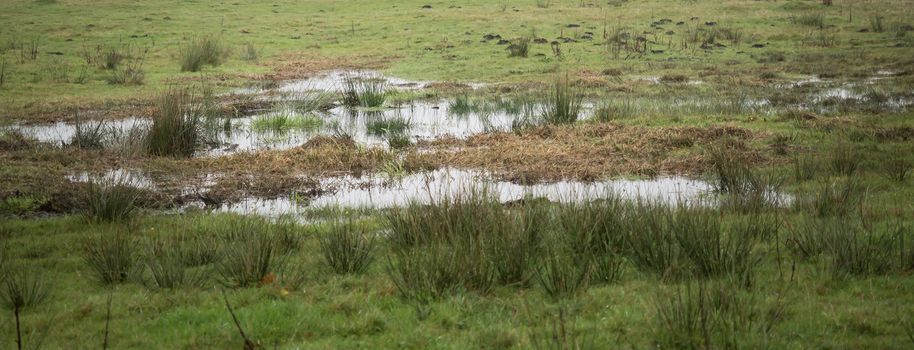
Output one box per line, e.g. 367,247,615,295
0,197,912,348
3,0,912,119
284,90,336,113
250,111,323,133
541,74,582,125
365,116,411,136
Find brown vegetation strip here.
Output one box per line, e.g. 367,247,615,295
408,123,764,182
197,136,395,177
261,53,398,81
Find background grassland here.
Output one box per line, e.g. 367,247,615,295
1,0,913,119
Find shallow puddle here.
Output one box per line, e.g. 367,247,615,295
208,100,524,153
12,117,149,145
278,70,434,93
214,169,719,216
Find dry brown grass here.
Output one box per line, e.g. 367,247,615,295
264,53,398,80
409,123,763,181
199,135,394,177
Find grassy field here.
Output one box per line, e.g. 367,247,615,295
2,0,914,349
1,0,913,119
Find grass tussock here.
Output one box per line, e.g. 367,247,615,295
1,266,52,350
386,188,547,301
796,13,826,29
508,36,531,57
239,42,258,62
799,177,867,217
793,154,821,182
542,74,582,125
529,308,593,349
787,218,903,277
869,15,885,33
216,217,294,288
827,223,895,277
623,203,763,285
145,237,209,289
320,220,376,274
654,282,785,349
623,203,683,278
553,199,627,285
106,61,145,85
69,118,108,149
284,90,336,112
387,242,491,303
448,94,473,115
83,229,138,284
179,35,228,72
880,156,912,183
365,116,411,136
828,143,862,176
673,208,759,287
342,75,387,108
387,132,412,149
708,143,784,213
2,268,51,310
592,99,636,122
146,87,204,157
537,245,592,299
82,175,142,223
488,202,545,286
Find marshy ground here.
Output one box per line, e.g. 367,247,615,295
2,0,914,348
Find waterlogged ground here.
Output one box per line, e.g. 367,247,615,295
214,169,719,216
11,70,912,157
11,71,528,154
60,166,797,219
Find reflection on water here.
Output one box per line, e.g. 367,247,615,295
12,118,149,145
209,100,524,153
